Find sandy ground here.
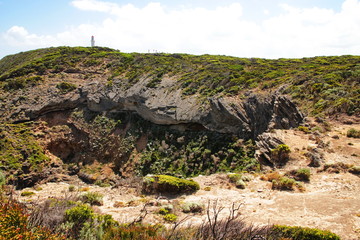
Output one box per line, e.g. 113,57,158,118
15,121,360,239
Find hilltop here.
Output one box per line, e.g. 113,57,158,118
0,47,359,239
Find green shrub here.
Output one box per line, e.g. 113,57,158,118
102,223,163,240
68,185,76,192
158,208,169,215
273,225,340,240
163,213,177,222
158,205,173,215
347,128,360,138
271,144,291,166
0,171,5,187
80,192,104,206
290,168,311,182
181,202,204,213
143,175,200,194
21,191,35,196
227,173,242,183
298,126,310,133
235,179,246,189
65,204,94,224
56,81,77,93
272,177,296,191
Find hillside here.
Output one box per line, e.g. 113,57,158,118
0,47,359,239
0,46,359,184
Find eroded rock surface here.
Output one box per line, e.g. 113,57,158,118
8,79,304,139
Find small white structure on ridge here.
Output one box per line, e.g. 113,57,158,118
91,36,95,47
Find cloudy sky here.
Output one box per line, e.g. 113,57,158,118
1,0,359,59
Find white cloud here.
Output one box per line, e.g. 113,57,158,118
71,0,118,13
3,26,59,47
2,0,360,58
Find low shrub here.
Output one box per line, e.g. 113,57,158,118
289,168,311,182
80,192,104,206
260,171,282,181
21,191,35,196
235,179,246,189
158,205,173,215
65,204,94,224
272,225,340,240
163,213,177,223
0,200,64,239
143,175,200,194
56,81,77,94
0,171,5,187
182,202,204,213
102,223,164,240
68,185,76,192
271,144,291,166
298,126,310,133
227,173,242,183
347,128,360,138
203,186,211,191
272,177,296,191
158,208,170,215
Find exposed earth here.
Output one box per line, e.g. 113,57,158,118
15,119,360,240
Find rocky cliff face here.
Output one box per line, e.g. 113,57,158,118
8,77,303,140
0,47,309,188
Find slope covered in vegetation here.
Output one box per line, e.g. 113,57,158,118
0,47,358,188
0,46,359,116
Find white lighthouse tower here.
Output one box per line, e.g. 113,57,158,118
91,36,95,47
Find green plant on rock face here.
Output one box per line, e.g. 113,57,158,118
56,81,77,94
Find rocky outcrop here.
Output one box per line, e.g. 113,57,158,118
7,77,304,139
255,133,289,167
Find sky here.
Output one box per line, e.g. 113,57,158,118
0,0,359,59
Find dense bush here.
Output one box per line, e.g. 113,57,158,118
80,192,104,206
272,225,340,240
271,144,291,166
347,128,360,138
143,175,200,194
272,177,296,191
181,202,204,213
289,168,311,182
0,200,64,240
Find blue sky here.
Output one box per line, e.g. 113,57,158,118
0,0,359,59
